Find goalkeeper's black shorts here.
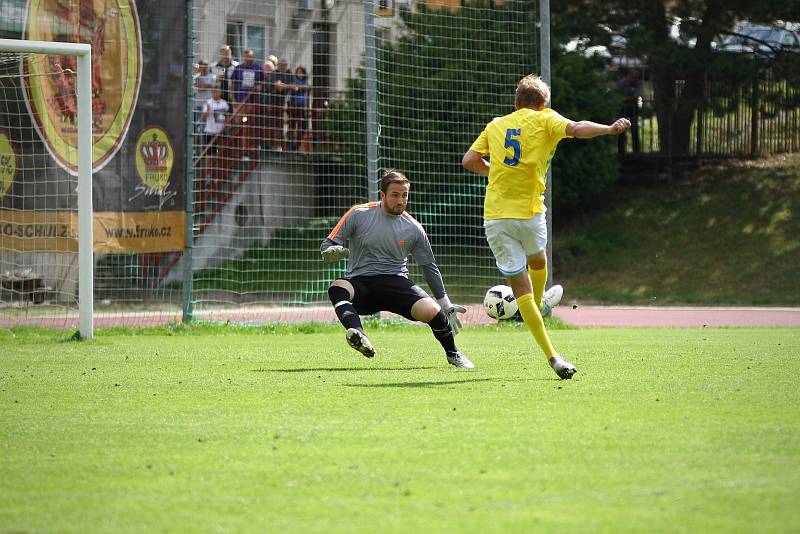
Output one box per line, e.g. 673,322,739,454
338,274,429,320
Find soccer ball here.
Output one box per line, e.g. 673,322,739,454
483,285,518,320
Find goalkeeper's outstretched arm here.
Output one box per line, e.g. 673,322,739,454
420,261,467,334
419,262,446,300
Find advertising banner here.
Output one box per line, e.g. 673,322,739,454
0,0,186,254
23,0,142,174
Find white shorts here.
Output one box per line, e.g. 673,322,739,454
484,215,548,276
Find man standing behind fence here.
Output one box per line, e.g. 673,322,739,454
193,60,215,146
231,49,265,156
267,58,293,151
210,45,238,103
260,59,275,150
201,85,228,149
617,68,642,154
288,66,311,151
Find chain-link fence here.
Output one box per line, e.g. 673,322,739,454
1,0,541,329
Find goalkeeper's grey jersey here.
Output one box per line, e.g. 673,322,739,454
322,201,436,279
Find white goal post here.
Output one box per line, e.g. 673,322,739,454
0,38,93,339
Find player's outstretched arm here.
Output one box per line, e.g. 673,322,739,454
566,117,631,139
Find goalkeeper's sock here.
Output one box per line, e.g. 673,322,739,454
427,310,458,354
529,265,547,310
328,285,363,332
516,293,557,359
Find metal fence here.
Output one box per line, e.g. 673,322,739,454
1,0,543,330
622,70,800,158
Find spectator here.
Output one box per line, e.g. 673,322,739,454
231,49,264,104
288,66,312,151
303,97,331,153
231,49,265,155
267,58,293,151
209,45,238,103
193,60,215,143
261,60,275,149
617,68,642,154
201,85,229,150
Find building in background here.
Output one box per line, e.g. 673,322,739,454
193,0,411,99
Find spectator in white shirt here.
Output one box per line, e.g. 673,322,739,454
194,60,216,142
201,86,229,150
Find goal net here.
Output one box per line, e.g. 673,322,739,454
0,39,93,338
1,1,543,331
185,0,541,324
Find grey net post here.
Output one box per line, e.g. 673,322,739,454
364,0,379,202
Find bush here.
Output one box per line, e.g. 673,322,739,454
550,49,621,213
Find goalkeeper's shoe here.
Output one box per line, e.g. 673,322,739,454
549,355,577,380
540,284,564,318
346,328,375,358
446,351,475,369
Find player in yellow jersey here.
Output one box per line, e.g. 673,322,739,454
462,74,630,379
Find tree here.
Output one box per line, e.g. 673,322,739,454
553,0,800,159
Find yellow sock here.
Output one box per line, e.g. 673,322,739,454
528,265,547,310
516,293,556,359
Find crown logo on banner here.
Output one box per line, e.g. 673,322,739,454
140,133,168,172
135,126,174,191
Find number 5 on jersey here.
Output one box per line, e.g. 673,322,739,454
503,128,521,166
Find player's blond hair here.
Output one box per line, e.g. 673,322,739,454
515,74,550,109
380,169,410,193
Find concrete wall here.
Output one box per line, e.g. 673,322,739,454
163,156,316,284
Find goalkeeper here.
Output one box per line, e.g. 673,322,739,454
320,169,474,368
462,74,630,379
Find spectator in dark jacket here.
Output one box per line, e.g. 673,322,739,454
288,66,311,151
267,58,293,151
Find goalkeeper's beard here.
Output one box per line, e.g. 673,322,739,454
385,201,406,215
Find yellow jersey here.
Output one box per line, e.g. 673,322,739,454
469,107,571,220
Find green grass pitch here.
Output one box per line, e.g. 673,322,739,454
1,324,799,532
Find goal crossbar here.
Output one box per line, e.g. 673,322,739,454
0,38,93,339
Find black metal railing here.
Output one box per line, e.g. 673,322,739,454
621,73,800,159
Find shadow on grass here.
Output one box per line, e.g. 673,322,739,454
344,378,496,388
253,366,439,373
